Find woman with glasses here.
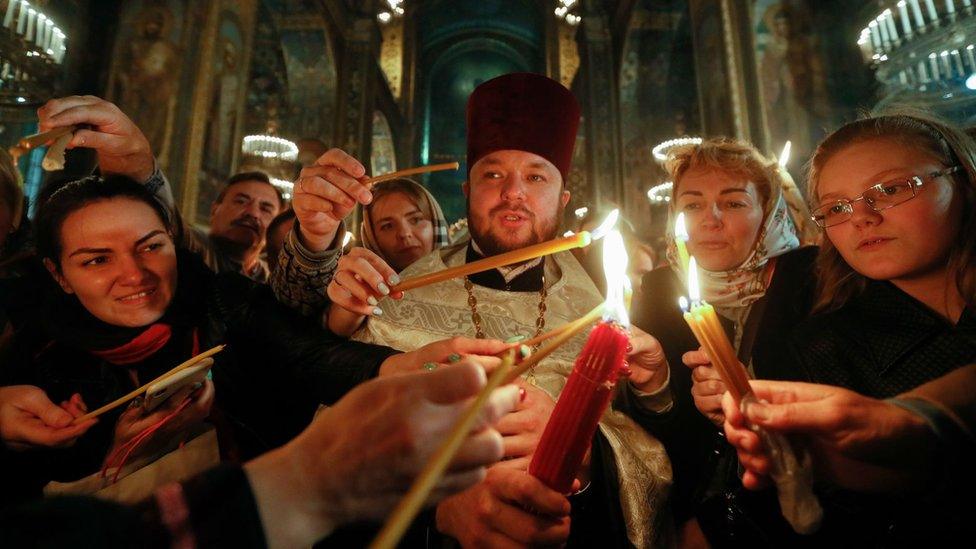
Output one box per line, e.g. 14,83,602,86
774,111,975,544
625,137,819,546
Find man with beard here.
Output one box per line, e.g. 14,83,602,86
272,73,672,547
191,171,282,282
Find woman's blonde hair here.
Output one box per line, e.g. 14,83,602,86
665,137,781,210
360,177,449,258
807,108,976,313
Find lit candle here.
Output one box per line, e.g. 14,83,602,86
3,0,18,29
778,140,791,168
966,45,976,71
44,20,53,51
883,11,899,42
898,1,914,37
869,21,882,52
925,0,940,24
529,230,631,493
910,0,927,28
877,16,892,50
35,13,45,47
15,0,27,34
952,49,965,75
941,50,952,77
930,52,941,79
391,209,619,292
24,7,35,41
674,212,690,272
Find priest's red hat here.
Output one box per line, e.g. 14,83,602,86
466,73,580,183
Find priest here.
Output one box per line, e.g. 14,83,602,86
273,73,673,546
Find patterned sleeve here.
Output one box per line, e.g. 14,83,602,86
271,221,343,316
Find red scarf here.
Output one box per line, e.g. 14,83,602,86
90,324,173,365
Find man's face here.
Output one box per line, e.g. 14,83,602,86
209,180,280,248
464,150,570,256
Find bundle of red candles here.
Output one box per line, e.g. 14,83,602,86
528,229,632,493
528,320,630,493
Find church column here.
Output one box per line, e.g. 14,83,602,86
578,0,624,207
336,14,381,170
687,0,767,150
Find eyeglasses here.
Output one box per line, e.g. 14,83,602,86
811,166,962,228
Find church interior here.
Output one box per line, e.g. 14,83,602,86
5,0,961,253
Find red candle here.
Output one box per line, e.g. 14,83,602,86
528,320,630,493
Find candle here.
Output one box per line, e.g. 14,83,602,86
366,162,459,186
779,140,792,168
24,7,35,41
391,209,619,292
952,49,965,75
910,0,926,28
877,17,891,50
964,0,973,10
44,20,53,51
930,52,941,79
869,21,882,52
925,0,940,24
35,13,45,47
966,45,976,71
529,230,631,493
372,351,519,549
941,50,952,77
674,212,690,272
898,1,913,37
883,11,899,42
946,0,956,16
3,0,17,29
15,0,26,34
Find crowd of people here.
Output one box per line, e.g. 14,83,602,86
0,73,973,548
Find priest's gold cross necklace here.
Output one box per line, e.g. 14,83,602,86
464,274,547,341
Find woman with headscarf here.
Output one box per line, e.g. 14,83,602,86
624,137,817,545
325,178,450,336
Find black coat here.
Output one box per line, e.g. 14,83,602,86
625,246,818,542
789,279,976,545
1,252,398,505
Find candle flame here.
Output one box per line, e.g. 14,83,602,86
342,231,354,248
678,296,689,312
674,212,688,241
779,141,792,168
590,209,619,241
687,256,700,302
602,230,630,326
562,230,575,237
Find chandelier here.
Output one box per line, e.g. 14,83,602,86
554,0,581,26
0,0,67,107
857,1,976,119
240,134,298,199
646,181,673,203
651,137,702,163
377,0,404,24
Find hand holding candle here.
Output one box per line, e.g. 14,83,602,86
391,210,619,293
528,230,631,493
680,258,822,534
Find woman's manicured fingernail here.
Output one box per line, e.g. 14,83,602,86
377,282,390,295
505,335,526,344
372,307,384,316
389,274,401,285
367,295,378,306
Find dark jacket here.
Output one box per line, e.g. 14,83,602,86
625,246,818,543
789,279,976,545
1,251,398,505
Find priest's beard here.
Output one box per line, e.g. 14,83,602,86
468,201,564,258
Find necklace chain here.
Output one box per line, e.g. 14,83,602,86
464,274,547,342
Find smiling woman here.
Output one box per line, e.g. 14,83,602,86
1,175,491,506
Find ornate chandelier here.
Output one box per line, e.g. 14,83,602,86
240,134,298,199
1,0,67,107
